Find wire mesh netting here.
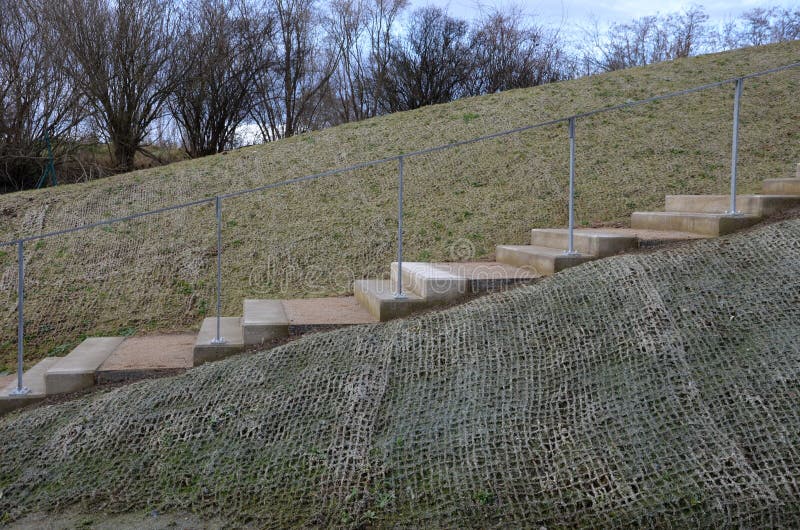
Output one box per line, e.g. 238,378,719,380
0,217,798,527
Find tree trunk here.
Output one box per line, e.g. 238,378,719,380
112,135,138,172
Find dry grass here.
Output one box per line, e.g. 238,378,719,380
0,41,799,370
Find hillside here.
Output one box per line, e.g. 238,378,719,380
1,216,799,527
1,41,799,369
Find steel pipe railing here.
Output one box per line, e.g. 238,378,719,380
395,156,406,299
566,117,578,255
3,61,800,394
728,78,744,215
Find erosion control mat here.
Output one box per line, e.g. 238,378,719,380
2,220,800,528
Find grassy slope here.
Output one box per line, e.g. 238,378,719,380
0,41,799,368
1,217,799,527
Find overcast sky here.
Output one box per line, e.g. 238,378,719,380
407,0,800,38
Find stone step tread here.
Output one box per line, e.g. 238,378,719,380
47,337,126,376
282,297,378,326
1,357,62,398
762,178,800,194
243,299,289,326
554,227,706,242
530,228,638,256
666,193,800,198
393,262,465,280
390,262,470,301
497,244,594,257
390,262,538,284
665,193,800,205
193,317,245,366
496,244,597,275
571,227,707,246
98,334,195,374
355,279,425,301
425,261,540,280
664,194,800,214
631,210,762,237
242,299,289,346
354,279,429,322
195,317,244,347
633,211,761,219
531,227,637,237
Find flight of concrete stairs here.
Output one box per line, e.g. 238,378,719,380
3,166,799,414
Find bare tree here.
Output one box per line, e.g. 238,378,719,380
584,6,709,73
171,0,273,157
325,0,407,123
383,7,472,111
666,6,709,58
325,0,368,123
47,0,178,171
468,6,569,95
734,6,800,47
251,0,335,140
364,0,407,116
0,0,85,191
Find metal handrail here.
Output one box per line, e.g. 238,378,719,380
4,61,800,394
6,61,800,246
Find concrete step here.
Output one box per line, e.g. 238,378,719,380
664,194,800,216
282,297,377,331
96,334,195,384
45,337,125,395
354,279,430,321
763,178,800,195
193,317,244,366
630,211,761,236
390,262,469,301
530,228,637,257
416,261,540,292
242,299,289,346
0,357,62,415
495,245,595,275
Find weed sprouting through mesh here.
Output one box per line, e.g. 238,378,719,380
0,219,799,527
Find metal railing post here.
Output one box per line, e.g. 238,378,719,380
211,196,226,344
727,78,744,215
394,156,406,299
11,240,29,396
565,117,579,255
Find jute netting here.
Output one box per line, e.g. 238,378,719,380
1,218,799,527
